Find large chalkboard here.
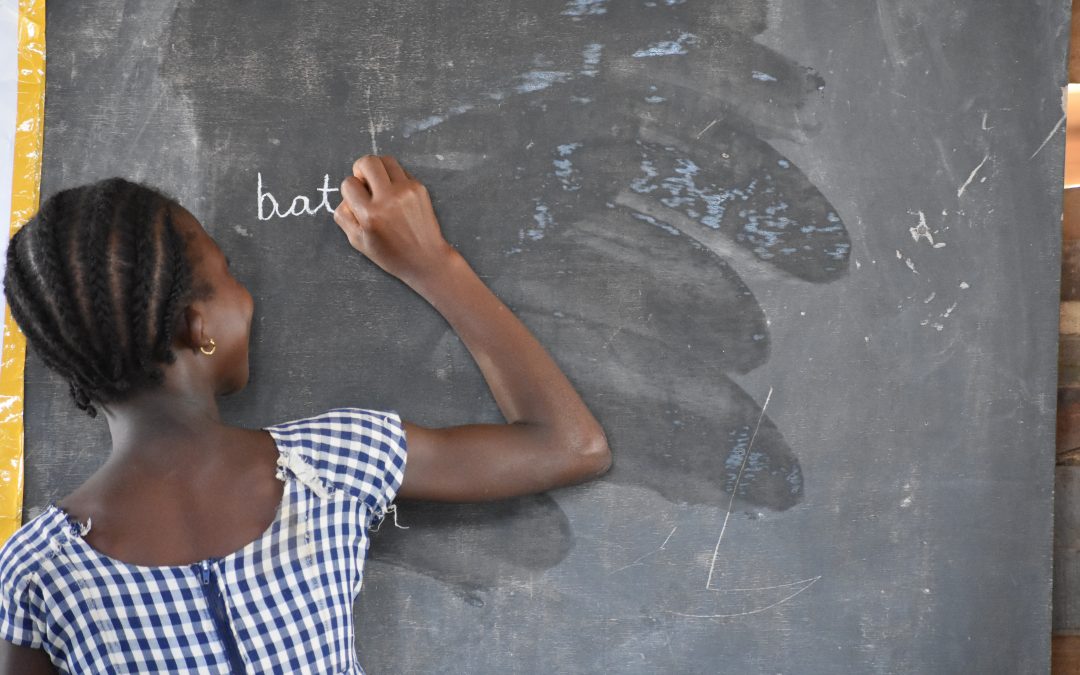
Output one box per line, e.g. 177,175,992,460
25,1,1066,672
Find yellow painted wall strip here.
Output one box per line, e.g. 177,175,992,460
0,0,45,542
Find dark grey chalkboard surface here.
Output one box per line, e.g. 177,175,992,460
25,1,1067,672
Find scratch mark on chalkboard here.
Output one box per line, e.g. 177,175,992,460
695,119,718,139
608,525,678,574
599,325,624,351
874,0,907,69
669,575,821,619
720,577,820,592
932,137,957,184
1029,113,1065,160
705,387,772,591
956,152,989,198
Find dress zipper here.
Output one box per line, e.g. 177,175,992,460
193,558,248,674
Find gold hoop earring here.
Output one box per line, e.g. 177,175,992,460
200,338,217,355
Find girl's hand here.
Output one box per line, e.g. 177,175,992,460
334,155,455,287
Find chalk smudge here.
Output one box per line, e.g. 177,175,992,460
562,0,607,17
633,32,700,57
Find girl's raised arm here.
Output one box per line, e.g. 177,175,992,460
335,155,611,502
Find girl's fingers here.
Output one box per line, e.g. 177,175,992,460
381,156,408,183
352,155,391,196
333,199,362,230
340,175,372,209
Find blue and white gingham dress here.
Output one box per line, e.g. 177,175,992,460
0,407,408,674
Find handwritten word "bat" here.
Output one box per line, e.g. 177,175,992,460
257,173,339,220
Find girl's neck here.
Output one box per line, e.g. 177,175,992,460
99,385,227,472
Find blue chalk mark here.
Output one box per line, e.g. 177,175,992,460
824,242,850,260
632,32,699,57
631,212,681,236
514,71,573,94
562,0,607,16
581,43,603,76
527,200,554,240
401,104,474,137
627,148,848,266
583,43,603,66
630,154,756,230
752,71,778,82
725,426,800,498
553,143,583,191
630,159,660,194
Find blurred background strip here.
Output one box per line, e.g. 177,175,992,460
0,0,43,542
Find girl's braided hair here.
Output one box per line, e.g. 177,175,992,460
3,177,206,417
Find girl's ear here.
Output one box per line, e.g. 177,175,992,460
179,305,206,353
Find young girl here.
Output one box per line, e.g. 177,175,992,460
0,155,611,674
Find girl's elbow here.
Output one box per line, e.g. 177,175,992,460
573,426,612,480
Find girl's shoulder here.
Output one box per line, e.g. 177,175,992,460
265,407,408,521
0,508,63,648
265,407,404,440
0,507,63,579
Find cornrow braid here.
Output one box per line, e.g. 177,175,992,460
153,207,191,367
81,180,124,382
13,193,112,391
3,177,206,416
109,181,138,374
123,181,156,376
3,242,100,401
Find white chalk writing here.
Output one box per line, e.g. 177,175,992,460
257,173,339,220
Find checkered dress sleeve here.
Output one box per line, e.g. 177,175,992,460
0,525,47,649
273,408,408,525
